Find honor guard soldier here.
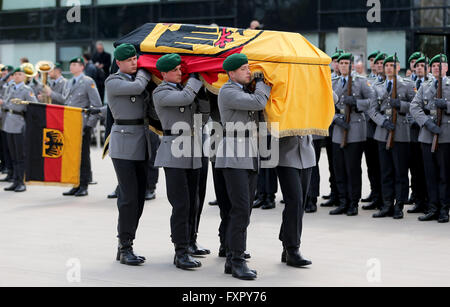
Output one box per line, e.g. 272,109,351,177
407,56,429,214
1,67,38,192
0,66,15,182
331,49,344,78
43,62,67,105
407,52,423,82
374,52,387,82
330,53,376,216
48,57,103,197
368,55,416,219
105,43,152,266
215,53,271,280
367,50,381,82
152,53,204,270
410,54,450,223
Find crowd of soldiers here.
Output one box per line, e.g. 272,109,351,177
323,49,449,224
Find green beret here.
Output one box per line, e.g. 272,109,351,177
70,57,85,65
54,62,63,69
114,43,136,61
331,49,345,60
156,53,182,72
429,54,448,66
414,56,428,67
13,67,25,74
383,55,400,66
368,50,380,60
337,53,353,62
408,52,423,64
222,53,248,72
1,65,13,72
373,53,387,64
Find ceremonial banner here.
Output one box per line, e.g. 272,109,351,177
115,23,334,137
25,104,83,186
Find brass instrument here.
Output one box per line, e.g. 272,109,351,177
36,61,55,104
0,64,5,71
20,62,37,80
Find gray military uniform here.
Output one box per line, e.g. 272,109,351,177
49,76,68,105
2,83,37,134
52,73,102,128
369,76,416,143
332,74,375,144
410,77,450,144
106,69,152,161
275,136,316,170
152,77,203,169
215,80,271,170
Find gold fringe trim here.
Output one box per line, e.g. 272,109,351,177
25,181,78,188
276,128,329,138
102,134,110,160
149,125,163,136
203,81,220,95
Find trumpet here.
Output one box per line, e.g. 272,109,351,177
36,61,55,104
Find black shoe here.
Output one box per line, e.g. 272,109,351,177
419,204,439,222
330,199,348,215
145,190,156,201
362,200,381,210
4,182,18,191
117,240,145,266
224,259,257,275
321,198,338,207
280,199,285,204
361,193,374,203
14,183,26,193
261,200,276,210
63,187,79,196
107,190,118,199
89,181,98,185
373,200,394,218
218,245,226,258
253,198,266,209
74,187,88,197
208,200,218,206
230,258,256,280
322,193,332,200
393,201,404,220
305,197,317,213
285,249,312,268
346,203,359,216
438,205,449,223
174,254,202,269
188,242,210,256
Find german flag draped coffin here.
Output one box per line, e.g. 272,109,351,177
115,23,334,137
25,103,83,186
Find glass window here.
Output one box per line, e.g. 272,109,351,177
2,0,56,10
97,0,159,5
60,0,92,6
415,34,445,58
414,8,444,27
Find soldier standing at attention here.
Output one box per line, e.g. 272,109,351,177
368,55,416,219
410,54,450,223
367,50,380,81
407,52,423,82
152,53,204,270
1,67,38,192
330,53,375,216
47,57,103,197
374,53,387,82
43,62,67,106
105,43,152,265
215,53,271,280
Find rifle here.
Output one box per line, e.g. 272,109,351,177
341,59,352,148
425,57,429,81
431,55,443,153
386,53,398,150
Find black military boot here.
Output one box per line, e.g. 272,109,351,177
4,182,18,191
63,187,79,196
107,189,118,199
145,190,156,201
188,241,210,256
346,202,359,216
393,201,404,219
322,193,332,200
362,194,382,210
321,196,338,207
329,198,348,215
174,245,201,270
261,196,276,210
407,199,427,214
117,239,145,266
305,197,318,213
74,186,88,197
14,183,26,192
418,203,439,222
230,251,257,280
252,195,266,209
224,251,257,275
438,204,449,223
361,192,375,203
218,244,226,257
285,247,312,268
373,199,394,218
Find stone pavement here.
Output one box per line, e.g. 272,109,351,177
0,147,449,287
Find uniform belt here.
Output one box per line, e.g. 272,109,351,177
163,129,192,136
115,119,145,125
5,109,24,116
223,130,252,138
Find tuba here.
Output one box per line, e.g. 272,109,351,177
20,62,37,80
36,61,54,104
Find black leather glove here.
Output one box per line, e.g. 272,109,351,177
424,119,442,135
253,72,265,83
343,95,357,106
390,98,401,110
382,119,395,131
434,98,447,110
334,117,350,130
86,107,102,115
189,72,200,80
